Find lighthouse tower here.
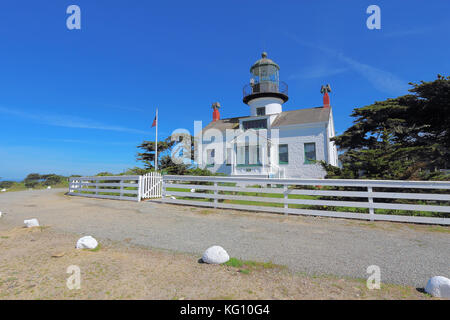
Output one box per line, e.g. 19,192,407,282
243,52,288,117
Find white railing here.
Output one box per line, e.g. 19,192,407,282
141,172,162,199
269,163,285,178
160,175,450,225
231,163,285,178
69,175,141,202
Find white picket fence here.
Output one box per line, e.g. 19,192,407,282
160,175,450,225
69,172,162,202
141,172,162,199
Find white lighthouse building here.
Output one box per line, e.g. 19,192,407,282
199,52,338,179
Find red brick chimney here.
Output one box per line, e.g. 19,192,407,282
321,84,331,108
212,102,221,122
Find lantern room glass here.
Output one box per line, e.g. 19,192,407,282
251,64,279,85
251,63,280,94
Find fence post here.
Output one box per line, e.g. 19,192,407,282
161,175,166,200
138,176,142,202
158,173,162,198
283,184,288,215
214,181,218,209
120,179,124,200
368,186,374,221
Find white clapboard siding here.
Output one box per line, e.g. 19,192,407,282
159,175,450,225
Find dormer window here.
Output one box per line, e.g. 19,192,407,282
256,107,266,116
242,119,267,130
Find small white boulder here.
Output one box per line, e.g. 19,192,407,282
47,186,52,189
76,236,98,250
1,188,6,192
425,276,450,298
202,245,230,264
24,219,40,228
0,212,2,217
190,188,196,193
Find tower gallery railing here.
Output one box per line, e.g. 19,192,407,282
243,81,288,100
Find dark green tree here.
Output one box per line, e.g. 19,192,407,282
24,173,42,188
41,174,65,186
137,134,195,171
325,75,450,180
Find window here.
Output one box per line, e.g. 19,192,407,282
256,107,265,116
226,148,232,166
242,119,267,130
279,144,288,164
304,143,316,164
236,144,262,166
207,149,215,167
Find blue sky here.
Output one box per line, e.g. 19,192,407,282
0,0,449,180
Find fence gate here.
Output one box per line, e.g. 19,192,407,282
141,172,162,199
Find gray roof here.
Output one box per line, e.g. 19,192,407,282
202,116,242,132
203,107,330,132
250,52,280,73
271,107,330,127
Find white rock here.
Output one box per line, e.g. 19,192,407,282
202,246,230,264
76,236,98,249
47,186,52,189
425,276,450,298
170,196,176,200
0,212,2,217
24,219,40,228
1,188,6,192
190,188,196,193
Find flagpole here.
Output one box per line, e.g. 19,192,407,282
155,108,158,171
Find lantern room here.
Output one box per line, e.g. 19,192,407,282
243,52,288,105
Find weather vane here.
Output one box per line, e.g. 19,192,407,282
320,84,331,94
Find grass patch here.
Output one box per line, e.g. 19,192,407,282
198,209,214,215
2,182,69,193
224,257,245,268
165,185,449,219
88,243,101,252
224,257,283,270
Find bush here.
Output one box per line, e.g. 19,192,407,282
41,174,65,186
96,172,114,176
185,168,215,176
121,167,153,176
0,181,14,189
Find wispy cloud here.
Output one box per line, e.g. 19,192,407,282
99,103,148,113
46,138,137,146
287,34,408,95
289,66,348,80
0,106,148,134
383,26,434,38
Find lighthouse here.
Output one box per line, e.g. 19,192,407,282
243,52,289,117
201,52,338,179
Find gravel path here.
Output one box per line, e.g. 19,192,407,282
0,189,448,287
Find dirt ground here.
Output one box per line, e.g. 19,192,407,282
0,225,434,300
